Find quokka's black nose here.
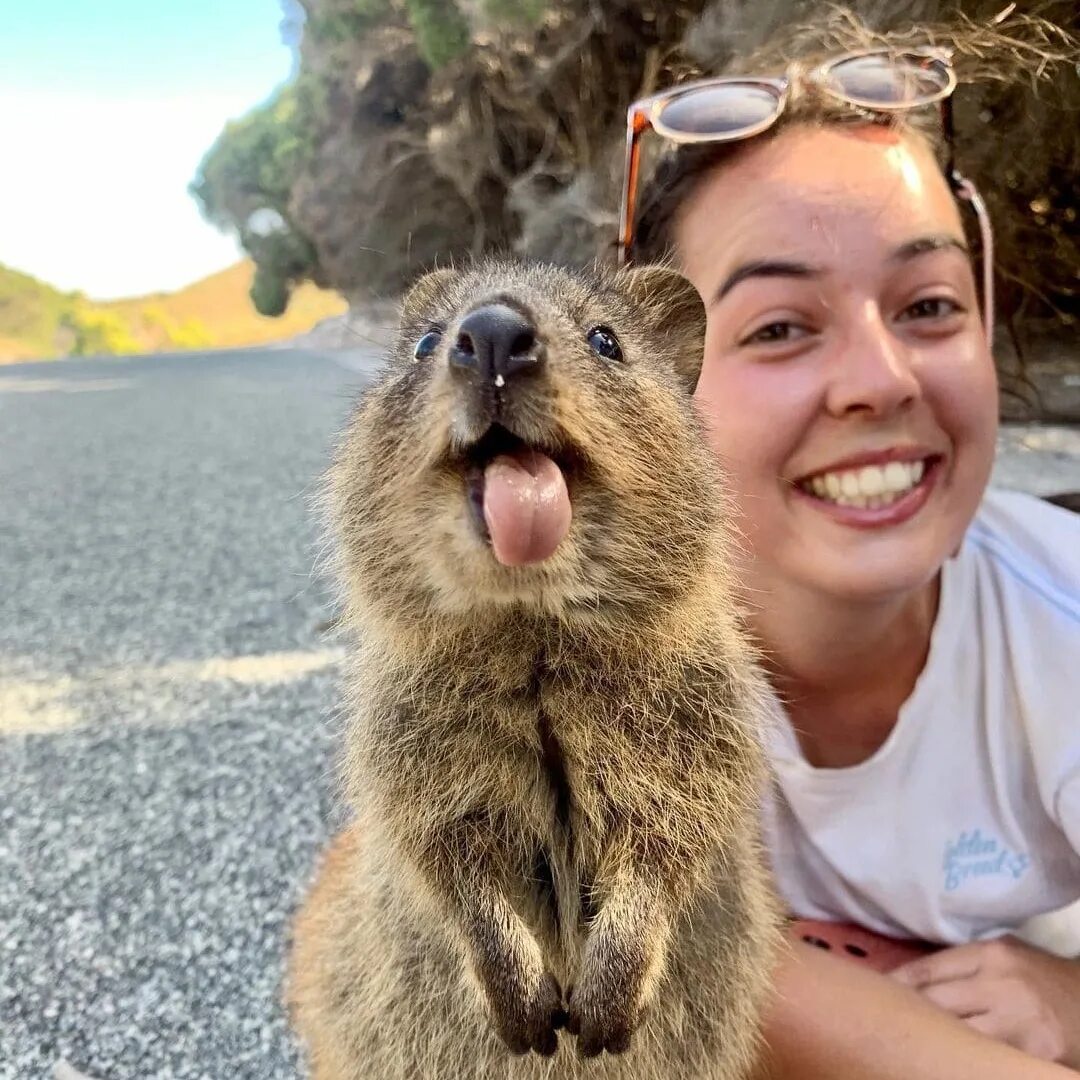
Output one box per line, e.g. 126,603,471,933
449,304,543,383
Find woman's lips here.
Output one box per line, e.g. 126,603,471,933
790,456,942,529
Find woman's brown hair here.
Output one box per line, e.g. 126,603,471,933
630,5,1079,303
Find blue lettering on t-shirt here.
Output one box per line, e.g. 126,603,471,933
943,829,1031,893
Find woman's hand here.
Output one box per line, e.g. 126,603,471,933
890,936,1080,1068
752,938,1076,1080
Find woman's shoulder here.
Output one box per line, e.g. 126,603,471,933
964,488,1080,626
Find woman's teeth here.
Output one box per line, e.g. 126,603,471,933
800,460,926,509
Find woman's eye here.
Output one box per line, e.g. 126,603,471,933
413,328,442,359
586,326,623,362
898,297,963,322
739,321,809,346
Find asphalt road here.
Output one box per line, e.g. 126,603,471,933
2,347,1077,1080
0,347,381,1080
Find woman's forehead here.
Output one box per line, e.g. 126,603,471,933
674,125,965,278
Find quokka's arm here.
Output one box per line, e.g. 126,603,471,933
420,816,568,1057
563,687,753,1056
359,697,567,1054
566,860,672,1057
568,822,773,1059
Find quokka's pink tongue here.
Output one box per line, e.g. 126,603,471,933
482,449,571,566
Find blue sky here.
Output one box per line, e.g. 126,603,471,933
1,1,299,298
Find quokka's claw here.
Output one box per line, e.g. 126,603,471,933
566,985,639,1058
492,971,566,1057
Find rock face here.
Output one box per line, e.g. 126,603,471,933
993,424,1080,497
286,1,713,298
278,300,398,351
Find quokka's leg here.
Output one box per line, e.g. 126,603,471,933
287,824,372,1080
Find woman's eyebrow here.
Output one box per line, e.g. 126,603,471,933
712,234,969,304
714,259,821,303
891,234,969,262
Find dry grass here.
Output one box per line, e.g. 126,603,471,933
0,259,348,362
103,259,348,351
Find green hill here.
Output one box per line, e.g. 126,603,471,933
0,264,79,361
0,260,348,362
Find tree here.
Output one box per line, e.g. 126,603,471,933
404,0,470,68
189,79,322,317
251,263,291,317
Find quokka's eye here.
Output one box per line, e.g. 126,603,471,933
586,326,623,362
413,328,442,360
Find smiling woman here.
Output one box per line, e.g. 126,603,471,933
626,9,1080,1079
678,122,997,604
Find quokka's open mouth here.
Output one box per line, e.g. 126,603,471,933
459,424,576,567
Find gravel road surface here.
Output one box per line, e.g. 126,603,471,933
1,348,376,1080
1,347,1077,1080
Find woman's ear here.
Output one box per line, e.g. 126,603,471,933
400,267,458,323
617,264,706,393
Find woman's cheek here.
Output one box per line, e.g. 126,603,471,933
694,350,808,498
699,341,816,447
917,333,998,449
694,350,757,474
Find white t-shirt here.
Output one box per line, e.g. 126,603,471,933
763,489,1080,954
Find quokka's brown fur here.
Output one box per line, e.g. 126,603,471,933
288,259,782,1079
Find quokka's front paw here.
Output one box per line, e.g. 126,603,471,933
489,970,567,1057
566,979,642,1058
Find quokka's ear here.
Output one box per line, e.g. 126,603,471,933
618,264,707,393
400,267,458,324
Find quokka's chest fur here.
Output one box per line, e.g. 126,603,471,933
347,620,763,970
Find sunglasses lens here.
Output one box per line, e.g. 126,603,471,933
656,83,781,137
823,53,951,107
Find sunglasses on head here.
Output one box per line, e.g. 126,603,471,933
618,47,994,340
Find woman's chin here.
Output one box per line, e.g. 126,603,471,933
784,522,953,604
819,559,940,605
768,511,953,605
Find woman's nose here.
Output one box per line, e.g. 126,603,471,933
825,305,921,418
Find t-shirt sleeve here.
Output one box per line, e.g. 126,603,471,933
976,492,1080,852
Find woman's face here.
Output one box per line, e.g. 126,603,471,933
674,124,998,605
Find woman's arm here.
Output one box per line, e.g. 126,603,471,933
752,940,1077,1079
891,936,1080,1066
